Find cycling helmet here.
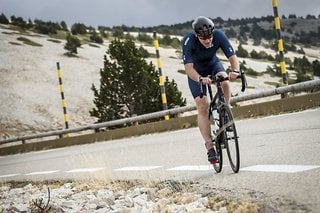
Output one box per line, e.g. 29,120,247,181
192,16,214,39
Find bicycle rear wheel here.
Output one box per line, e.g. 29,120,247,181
209,108,223,173
221,105,240,173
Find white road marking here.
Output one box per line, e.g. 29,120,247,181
241,165,320,173
25,170,60,176
66,168,104,173
168,165,213,171
36,148,66,154
0,173,21,178
1,164,319,179
114,166,162,171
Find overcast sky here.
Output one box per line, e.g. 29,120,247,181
1,0,319,27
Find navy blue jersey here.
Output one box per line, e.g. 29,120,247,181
182,29,235,76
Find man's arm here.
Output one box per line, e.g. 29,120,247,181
228,55,240,71
228,55,240,80
185,63,200,82
185,63,211,85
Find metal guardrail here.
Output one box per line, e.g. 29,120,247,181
1,79,320,145
230,79,320,104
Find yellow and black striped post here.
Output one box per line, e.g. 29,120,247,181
56,62,70,135
272,0,288,93
153,31,169,120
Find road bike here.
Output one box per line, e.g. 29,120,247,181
200,70,247,173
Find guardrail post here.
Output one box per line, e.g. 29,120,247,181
56,62,70,137
153,31,169,120
272,0,288,98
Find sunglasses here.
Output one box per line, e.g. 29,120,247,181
198,34,213,40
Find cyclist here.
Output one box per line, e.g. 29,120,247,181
182,16,240,163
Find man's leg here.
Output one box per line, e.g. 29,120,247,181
195,96,213,150
217,71,231,104
216,71,233,133
222,81,231,104
187,76,216,161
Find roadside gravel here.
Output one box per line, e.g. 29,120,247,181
1,180,311,212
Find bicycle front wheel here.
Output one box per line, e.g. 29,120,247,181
213,136,223,173
221,105,240,173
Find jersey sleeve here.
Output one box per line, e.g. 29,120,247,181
182,33,194,64
218,31,236,59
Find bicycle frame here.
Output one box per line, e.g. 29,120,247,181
207,76,227,120
204,71,246,121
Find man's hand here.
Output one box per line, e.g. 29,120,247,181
199,76,212,85
228,71,239,81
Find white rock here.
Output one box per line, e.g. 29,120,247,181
61,200,75,209
13,203,28,212
133,193,148,207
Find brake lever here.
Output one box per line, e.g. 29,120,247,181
199,78,204,98
240,70,247,92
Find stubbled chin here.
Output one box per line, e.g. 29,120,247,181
201,42,212,48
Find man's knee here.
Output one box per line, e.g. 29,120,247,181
221,80,230,87
195,98,208,114
216,71,227,77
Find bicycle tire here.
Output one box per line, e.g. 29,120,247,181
221,105,240,173
213,135,223,173
209,108,223,173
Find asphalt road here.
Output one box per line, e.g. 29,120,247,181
1,108,319,211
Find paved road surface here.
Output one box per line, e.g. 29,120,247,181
1,108,319,210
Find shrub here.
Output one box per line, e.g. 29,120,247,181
236,44,249,58
34,19,60,34
137,33,153,44
90,31,103,44
0,13,9,24
71,23,87,35
64,33,81,54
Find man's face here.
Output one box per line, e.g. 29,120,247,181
198,34,213,48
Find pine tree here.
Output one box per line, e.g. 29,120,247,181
164,76,186,109
294,56,313,82
64,33,81,55
90,38,186,124
0,13,9,24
